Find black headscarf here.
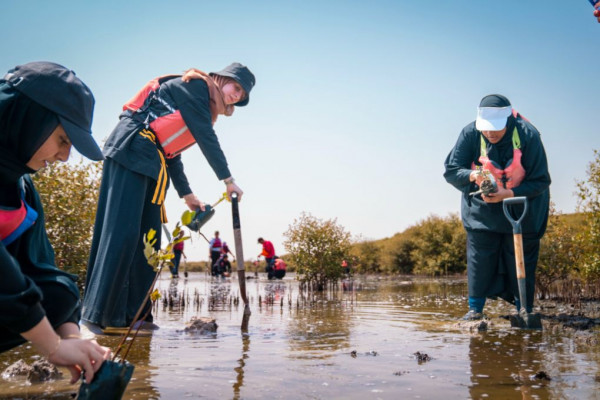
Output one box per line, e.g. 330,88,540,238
0,83,59,184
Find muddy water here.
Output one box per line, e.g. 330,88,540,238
0,273,599,399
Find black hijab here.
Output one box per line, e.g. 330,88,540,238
0,84,59,185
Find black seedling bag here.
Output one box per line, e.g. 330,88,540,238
77,360,134,400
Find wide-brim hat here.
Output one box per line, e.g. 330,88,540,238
211,62,255,107
475,94,512,131
3,61,103,161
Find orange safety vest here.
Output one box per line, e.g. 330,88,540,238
123,75,196,159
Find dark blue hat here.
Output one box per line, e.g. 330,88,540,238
3,61,104,161
211,62,255,107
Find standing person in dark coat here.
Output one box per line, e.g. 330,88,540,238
0,62,110,383
82,63,255,330
444,94,551,320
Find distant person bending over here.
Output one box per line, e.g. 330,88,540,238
257,237,276,275
209,231,223,276
444,94,550,321
271,257,287,280
171,230,186,278
82,63,255,330
214,254,232,278
0,62,110,383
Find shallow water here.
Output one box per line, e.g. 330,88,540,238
1,273,599,399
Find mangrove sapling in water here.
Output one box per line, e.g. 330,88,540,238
78,219,191,400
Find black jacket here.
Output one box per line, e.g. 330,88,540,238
103,78,232,197
444,116,551,236
0,176,80,334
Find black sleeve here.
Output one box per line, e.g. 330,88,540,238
0,243,45,334
444,125,478,193
166,155,192,198
168,79,232,180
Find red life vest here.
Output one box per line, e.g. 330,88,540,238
210,237,222,251
0,184,38,245
274,258,286,271
123,75,196,159
476,127,526,189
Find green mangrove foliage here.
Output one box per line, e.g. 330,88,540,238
33,160,102,289
284,213,351,290
351,214,466,276
537,150,600,300
575,149,600,280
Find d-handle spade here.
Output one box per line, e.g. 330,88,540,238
502,197,542,330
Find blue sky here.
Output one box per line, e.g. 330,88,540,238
2,1,598,261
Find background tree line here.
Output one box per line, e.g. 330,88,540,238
33,150,600,300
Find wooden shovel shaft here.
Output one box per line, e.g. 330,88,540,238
513,232,528,313
513,233,526,280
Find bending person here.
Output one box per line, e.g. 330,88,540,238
0,62,111,383
444,94,550,320
82,63,255,330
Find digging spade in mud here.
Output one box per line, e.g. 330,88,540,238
231,192,251,330
502,197,542,330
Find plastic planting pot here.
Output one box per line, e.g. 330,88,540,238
77,360,135,400
186,205,215,232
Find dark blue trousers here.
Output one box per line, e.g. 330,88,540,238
171,250,182,276
82,159,162,328
466,230,540,311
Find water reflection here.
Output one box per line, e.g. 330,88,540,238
260,281,286,308
118,336,160,398
468,332,550,399
232,317,251,400
0,275,598,399
208,280,233,311
286,291,352,360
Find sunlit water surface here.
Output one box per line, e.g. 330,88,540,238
0,273,598,399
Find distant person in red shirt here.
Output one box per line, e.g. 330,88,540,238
342,259,350,275
257,237,276,276
594,3,600,22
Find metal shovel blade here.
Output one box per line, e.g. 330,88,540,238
509,309,542,330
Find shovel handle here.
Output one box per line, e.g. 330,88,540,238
231,193,250,310
502,196,528,234
513,233,526,280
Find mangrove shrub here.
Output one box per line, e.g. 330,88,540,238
284,213,351,290
32,160,102,289
575,149,600,280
